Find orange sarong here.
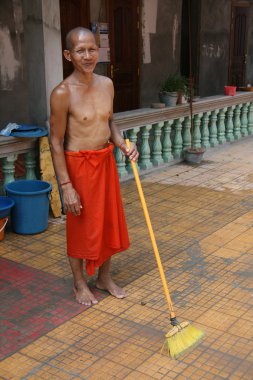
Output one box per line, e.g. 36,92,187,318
65,143,130,276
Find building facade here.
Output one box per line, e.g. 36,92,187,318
0,0,253,129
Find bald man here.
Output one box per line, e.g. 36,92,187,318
50,27,139,305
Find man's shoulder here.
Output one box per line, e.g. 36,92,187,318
51,80,70,99
95,74,113,87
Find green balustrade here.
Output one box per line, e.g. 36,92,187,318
151,122,164,166
201,112,210,148
117,99,253,177
2,155,17,185
209,110,219,147
182,116,191,150
225,106,235,142
162,120,173,162
173,118,184,159
125,127,140,173
233,104,242,140
248,102,253,135
25,151,37,179
114,145,128,178
241,103,249,137
1,95,252,189
193,113,203,148
217,107,227,144
139,124,153,170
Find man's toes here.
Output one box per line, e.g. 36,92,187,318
116,293,126,299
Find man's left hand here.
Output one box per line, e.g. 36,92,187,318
120,142,139,161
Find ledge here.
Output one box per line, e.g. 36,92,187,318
114,92,253,130
0,136,37,158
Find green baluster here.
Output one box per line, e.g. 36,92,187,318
233,104,242,140
248,102,253,135
126,127,140,173
209,110,219,147
2,154,17,185
225,106,235,142
151,122,163,166
193,113,203,148
25,150,37,179
162,120,173,162
114,146,128,178
217,107,227,144
182,116,191,150
241,102,249,137
201,112,210,148
173,117,184,159
139,125,153,170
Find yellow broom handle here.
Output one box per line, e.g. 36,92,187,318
125,139,175,318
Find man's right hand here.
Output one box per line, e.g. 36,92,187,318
62,184,82,216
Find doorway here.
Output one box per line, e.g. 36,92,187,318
180,0,201,95
228,2,250,86
59,0,140,112
59,0,90,78
107,0,140,112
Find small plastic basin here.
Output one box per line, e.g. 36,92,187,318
0,196,15,219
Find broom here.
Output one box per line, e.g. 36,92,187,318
123,134,205,359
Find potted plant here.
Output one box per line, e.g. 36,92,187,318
177,76,190,105
159,74,187,107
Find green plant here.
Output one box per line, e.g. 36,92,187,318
161,74,188,93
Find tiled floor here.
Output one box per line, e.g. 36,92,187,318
0,137,253,379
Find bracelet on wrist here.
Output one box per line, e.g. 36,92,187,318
60,180,72,187
119,141,125,150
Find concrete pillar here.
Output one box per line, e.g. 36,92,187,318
42,0,63,119
22,0,63,125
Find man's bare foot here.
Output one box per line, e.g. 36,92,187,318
73,281,98,306
95,277,127,299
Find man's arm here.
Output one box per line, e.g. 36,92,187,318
50,85,82,216
107,79,139,161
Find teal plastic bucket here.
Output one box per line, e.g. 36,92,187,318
5,180,52,234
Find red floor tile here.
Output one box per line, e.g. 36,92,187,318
0,258,102,360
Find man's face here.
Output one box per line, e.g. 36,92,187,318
64,32,99,74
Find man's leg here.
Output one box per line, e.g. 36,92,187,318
96,258,127,298
69,256,98,305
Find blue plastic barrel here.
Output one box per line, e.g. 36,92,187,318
5,180,52,234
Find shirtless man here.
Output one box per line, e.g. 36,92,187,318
50,27,139,306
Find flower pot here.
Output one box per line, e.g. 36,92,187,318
159,91,178,107
224,86,236,96
184,148,205,164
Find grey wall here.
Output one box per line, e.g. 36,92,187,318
246,3,253,85
140,0,182,107
22,0,47,125
22,0,63,125
0,0,29,129
198,0,230,96
0,0,63,129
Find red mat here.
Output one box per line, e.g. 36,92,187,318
0,258,102,360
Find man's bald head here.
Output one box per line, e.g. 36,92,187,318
65,27,96,50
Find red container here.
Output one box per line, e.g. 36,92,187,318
224,86,236,96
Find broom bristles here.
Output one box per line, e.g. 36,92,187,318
161,321,205,359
